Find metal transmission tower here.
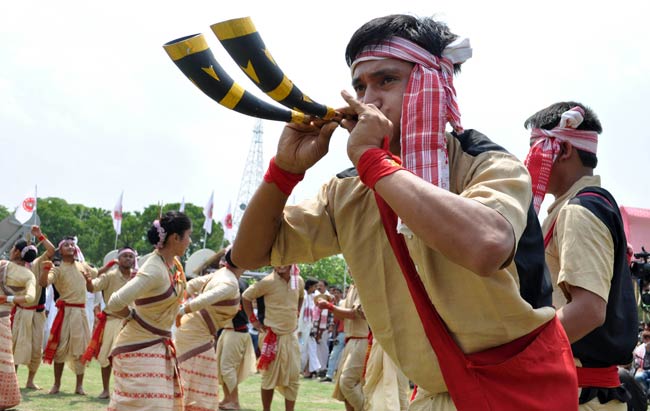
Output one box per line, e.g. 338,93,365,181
232,119,264,237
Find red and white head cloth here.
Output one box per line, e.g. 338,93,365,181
351,36,471,191
351,36,471,235
118,247,139,273
524,106,599,214
289,264,300,290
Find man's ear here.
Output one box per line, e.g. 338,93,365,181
557,141,573,161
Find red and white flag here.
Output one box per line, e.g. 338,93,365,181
203,191,214,234
113,191,124,235
14,187,37,224
222,201,233,242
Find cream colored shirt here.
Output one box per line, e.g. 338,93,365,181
0,261,37,313
47,261,97,305
342,285,368,338
186,267,240,323
108,252,185,348
29,254,49,307
92,268,131,316
269,133,555,394
242,272,304,335
542,175,614,307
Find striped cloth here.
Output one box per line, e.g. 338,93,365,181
524,106,599,213
0,315,21,410
108,342,183,411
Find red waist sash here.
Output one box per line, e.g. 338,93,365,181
81,311,108,364
257,328,278,371
576,366,620,388
43,300,85,364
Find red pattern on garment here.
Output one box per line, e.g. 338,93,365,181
81,311,107,364
112,389,174,399
112,371,174,381
257,329,278,371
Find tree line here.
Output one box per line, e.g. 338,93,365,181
2,198,348,287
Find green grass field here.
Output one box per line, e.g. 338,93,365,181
15,363,343,411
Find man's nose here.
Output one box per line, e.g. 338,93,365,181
361,87,381,109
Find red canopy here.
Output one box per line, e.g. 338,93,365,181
621,206,650,253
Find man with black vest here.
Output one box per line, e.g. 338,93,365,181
525,101,638,410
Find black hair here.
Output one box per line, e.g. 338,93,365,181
147,211,192,247
319,279,329,287
14,239,37,263
345,14,460,72
524,101,601,169
305,278,319,289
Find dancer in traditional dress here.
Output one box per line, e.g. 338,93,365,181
241,265,304,411
12,226,55,390
81,246,137,398
232,13,578,411
1,238,38,410
317,283,368,411
173,248,244,411
525,102,638,410
106,211,191,411
40,236,110,395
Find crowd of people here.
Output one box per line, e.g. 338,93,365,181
0,11,645,411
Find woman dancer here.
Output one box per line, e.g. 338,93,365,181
106,211,191,411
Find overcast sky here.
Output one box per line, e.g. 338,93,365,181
2,1,648,227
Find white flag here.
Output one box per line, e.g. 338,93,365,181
14,188,37,224
113,191,124,235
179,196,185,213
222,201,233,242
203,191,214,234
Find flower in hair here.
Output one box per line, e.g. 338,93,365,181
21,245,38,259
153,220,167,249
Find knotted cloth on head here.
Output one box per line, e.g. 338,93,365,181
524,106,599,214
351,36,471,191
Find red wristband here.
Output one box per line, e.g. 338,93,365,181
263,157,305,196
325,302,335,311
37,235,46,242
357,146,404,190
106,260,117,268
249,312,258,323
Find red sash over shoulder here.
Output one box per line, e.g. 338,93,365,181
43,299,85,364
374,193,578,410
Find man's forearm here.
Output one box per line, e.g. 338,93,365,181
232,182,289,269
375,171,514,276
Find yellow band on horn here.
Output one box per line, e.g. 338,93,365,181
163,34,209,61
290,111,306,124
267,76,294,102
219,83,245,109
322,107,337,120
211,17,257,40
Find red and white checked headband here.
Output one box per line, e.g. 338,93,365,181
524,106,599,214
351,36,471,191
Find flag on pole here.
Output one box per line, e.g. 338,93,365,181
112,191,124,235
14,187,37,224
203,191,214,234
179,196,185,213
222,201,233,242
